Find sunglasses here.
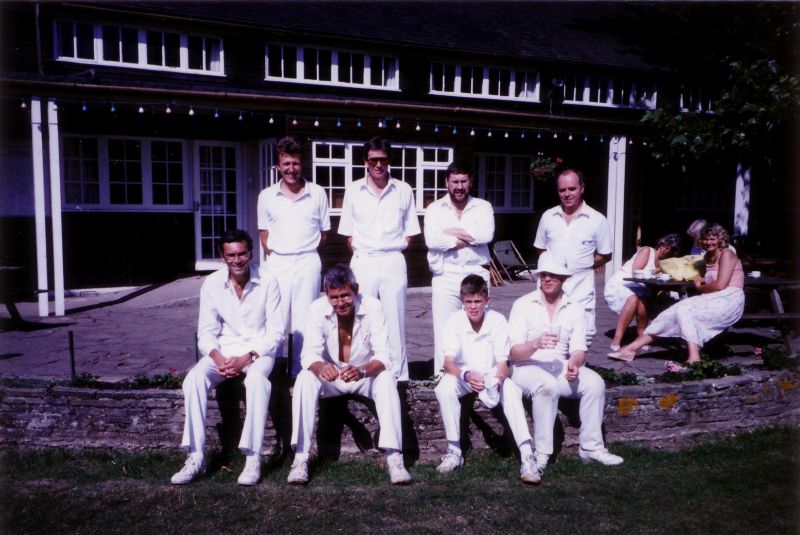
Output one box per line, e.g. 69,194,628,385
366,157,390,166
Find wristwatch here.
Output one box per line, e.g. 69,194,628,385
358,367,367,379
249,351,259,363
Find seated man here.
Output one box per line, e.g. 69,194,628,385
507,252,623,485
288,264,411,485
172,229,284,486
434,275,536,481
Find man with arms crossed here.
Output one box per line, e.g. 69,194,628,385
287,264,412,485
424,161,494,376
534,169,612,344
258,136,330,378
507,252,623,485
434,274,537,483
338,137,420,381
171,229,283,486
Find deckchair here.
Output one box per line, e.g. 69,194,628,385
491,240,536,281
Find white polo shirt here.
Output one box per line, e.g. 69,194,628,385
507,289,587,361
257,180,331,255
442,308,509,374
533,202,612,274
424,195,494,276
338,177,420,253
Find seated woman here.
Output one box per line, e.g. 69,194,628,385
609,223,745,363
604,233,681,351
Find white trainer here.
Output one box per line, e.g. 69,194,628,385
287,457,309,485
436,450,464,473
579,447,624,466
237,456,261,486
170,455,205,485
387,454,412,485
520,453,543,485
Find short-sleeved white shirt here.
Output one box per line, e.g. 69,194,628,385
257,180,331,254
533,201,612,274
507,289,587,361
338,177,421,253
442,308,509,374
424,195,494,276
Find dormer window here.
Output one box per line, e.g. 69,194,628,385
562,75,657,109
429,62,539,102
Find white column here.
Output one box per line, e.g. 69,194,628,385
733,162,750,237
46,99,65,316
30,97,49,317
605,135,627,282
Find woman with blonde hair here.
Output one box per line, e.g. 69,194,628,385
609,223,745,363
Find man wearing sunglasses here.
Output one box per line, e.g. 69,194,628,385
338,137,420,382
171,229,283,487
287,264,412,485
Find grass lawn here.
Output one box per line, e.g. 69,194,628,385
1,427,798,535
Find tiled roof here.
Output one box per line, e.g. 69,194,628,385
69,1,682,70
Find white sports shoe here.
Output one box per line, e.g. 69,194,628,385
237,456,261,486
436,450,464,473
387,453,412,485
579,447,624,466
520,453,543,485
287,457,309,485
170,455,205,485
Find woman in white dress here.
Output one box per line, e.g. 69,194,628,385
609,224,745,363
604,233,681,351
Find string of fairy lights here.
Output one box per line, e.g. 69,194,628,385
14,97,649,146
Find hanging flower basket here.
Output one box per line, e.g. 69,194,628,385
530,156,563,181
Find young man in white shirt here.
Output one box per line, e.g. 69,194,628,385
257,136,330,378
287,264,412,485
338,137,420,381
171,229,284,487
534,169,612,344
507,251,623,485
434,275,535,483
424,160,494,376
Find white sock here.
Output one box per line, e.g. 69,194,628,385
518,441,533,459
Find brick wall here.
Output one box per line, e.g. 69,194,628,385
1,370,798,460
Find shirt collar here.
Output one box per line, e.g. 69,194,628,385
553,201,589,219
440,194,475,211
528,289,574,311
222,264,260,290
275,179,310,198
323,294,368,320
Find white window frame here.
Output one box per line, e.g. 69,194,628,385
475,153,535,213
679,85,715,113
429,62,540,102
310,141,453,214
53,20,225,76
562,75,657,109
60,135,191,212
265,44,400,90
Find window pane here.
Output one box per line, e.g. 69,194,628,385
432,63,443,91
164,32,180,67
153,184,167,204
284,47,297,78
332,144,345,159
146,31,161,65
128,184,143,204
488,68,499,95
169,185,183,203
315,143,329,159
339,52,351,83
318,49,331,81
316,166,330,186
57,21,74,57
304,48,317,79
188,35,203,70
206,38,220,71
102,26,120,61
444,64,455,92
500,69,511,96
370,55,382,86
268,45,282,77
76,23,94,59
352,53,363,84
121,28,138,63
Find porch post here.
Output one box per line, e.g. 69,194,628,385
30,97,49,316
733,162,750,237
46,99,65,316
605,135,627,282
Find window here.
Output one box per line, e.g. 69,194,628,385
475,154,534,212
61,136,188,210
563,75,657,109
430,62,539,102
311,141,453,212
679,86,715,113
54,20,224,75
266,45,399,90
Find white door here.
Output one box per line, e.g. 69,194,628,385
194,142,242,270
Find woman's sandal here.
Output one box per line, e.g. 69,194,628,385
607,350,636,362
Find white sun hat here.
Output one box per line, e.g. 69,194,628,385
534,251,572,277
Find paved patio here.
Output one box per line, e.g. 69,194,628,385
0,273,789,381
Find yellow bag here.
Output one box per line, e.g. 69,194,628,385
659,255,704,281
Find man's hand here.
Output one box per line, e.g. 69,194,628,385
565,362,579,381
339,364,363,383
443,228,475,244
314,362,340,382
539,332,558,350
465,370,486,392
218,354,250,378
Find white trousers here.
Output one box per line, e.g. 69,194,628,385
262,251,322,377
431,268,490,375
510,360,606,454
291,369,404,455
180,354,275,456
434,373,532,449
350,252,408,381
563,269,597,343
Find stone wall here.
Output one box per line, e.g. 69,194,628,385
1,370,798,460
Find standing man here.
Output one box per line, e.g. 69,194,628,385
171,229,283,486
287,264,412,485
534,169,612,344
258,136,330,378
424,161,494,376
338,137,420,381
507,251,623,485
